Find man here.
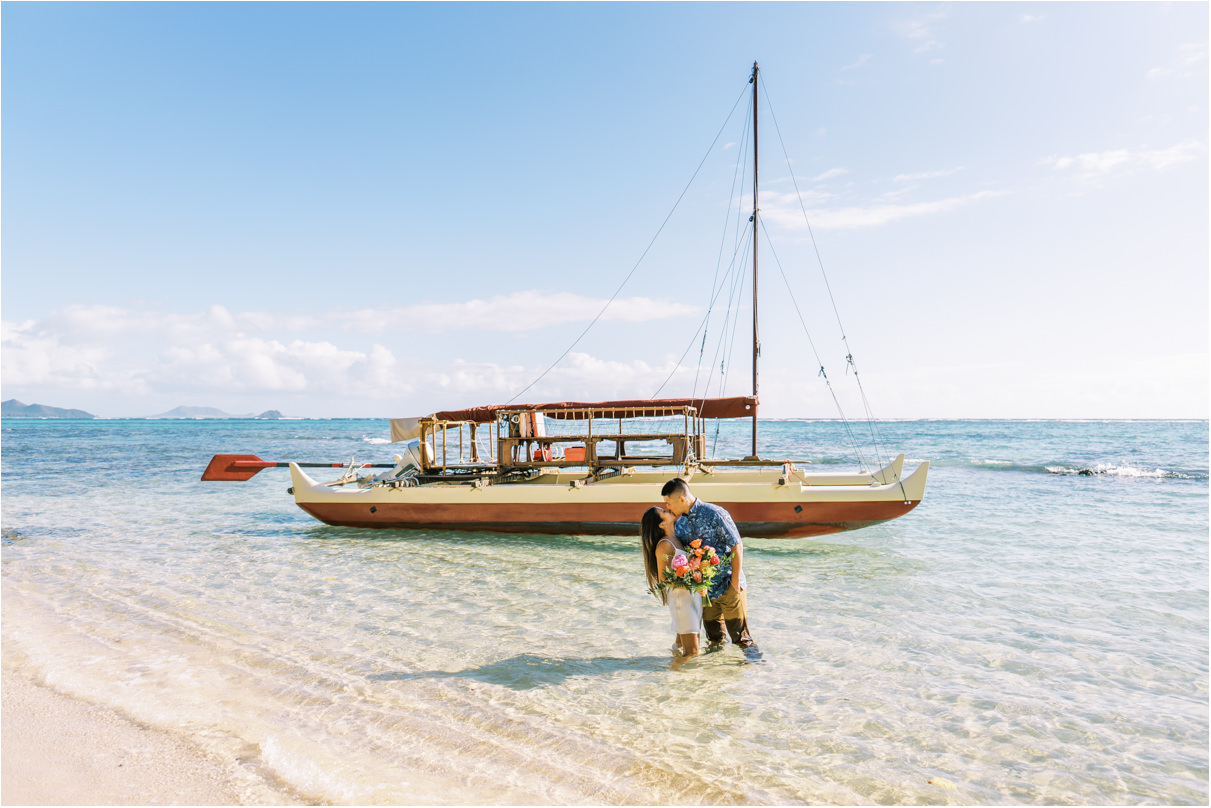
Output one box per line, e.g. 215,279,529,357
661,477,755,649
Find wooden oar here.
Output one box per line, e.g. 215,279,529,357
201,454,395,482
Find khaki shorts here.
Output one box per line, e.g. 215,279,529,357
701,587,754,647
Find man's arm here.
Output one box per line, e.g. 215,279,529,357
729,541,743,592
713,507,744,592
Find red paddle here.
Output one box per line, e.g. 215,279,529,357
201,454,395,482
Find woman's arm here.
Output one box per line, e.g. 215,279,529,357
655,538,675,576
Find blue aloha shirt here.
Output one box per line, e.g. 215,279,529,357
674,499,745,601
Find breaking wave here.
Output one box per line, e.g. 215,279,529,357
1044,463,1200,480
937,458,1206,480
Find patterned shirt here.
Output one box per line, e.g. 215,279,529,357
674,499,745,600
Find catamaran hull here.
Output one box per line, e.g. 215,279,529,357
289,460,928,539
295,500,918,537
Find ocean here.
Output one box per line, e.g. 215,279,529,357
2,417,1207,805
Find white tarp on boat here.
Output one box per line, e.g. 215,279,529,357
390,417,424,442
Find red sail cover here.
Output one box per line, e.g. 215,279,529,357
432,396,757,423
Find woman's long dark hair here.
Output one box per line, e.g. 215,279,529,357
641,506,668,604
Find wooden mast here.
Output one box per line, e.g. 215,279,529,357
748,60,760,460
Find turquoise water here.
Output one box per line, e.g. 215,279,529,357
2,418,1207,804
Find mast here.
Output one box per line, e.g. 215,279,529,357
748,60,760,460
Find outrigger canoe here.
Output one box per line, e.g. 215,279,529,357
275,397,928,538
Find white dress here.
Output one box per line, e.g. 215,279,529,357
666,548,704,636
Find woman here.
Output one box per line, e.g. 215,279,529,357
641,506,702,657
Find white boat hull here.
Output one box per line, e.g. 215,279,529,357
289,456,928,538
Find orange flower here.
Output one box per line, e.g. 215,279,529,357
694,548,704,558
690,539,702,548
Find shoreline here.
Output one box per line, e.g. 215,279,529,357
1,669,309,806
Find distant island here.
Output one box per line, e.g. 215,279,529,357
2,400,287,419
146,406,285,419
2,399,96,419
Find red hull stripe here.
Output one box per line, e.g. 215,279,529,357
296,499,920,538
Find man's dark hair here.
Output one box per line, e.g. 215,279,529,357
661,478,691,498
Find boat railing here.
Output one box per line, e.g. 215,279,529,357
497,405,704,471
417,405,709,473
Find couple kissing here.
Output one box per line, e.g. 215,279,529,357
641,477,756,658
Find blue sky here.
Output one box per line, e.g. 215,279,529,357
3,2,1207,419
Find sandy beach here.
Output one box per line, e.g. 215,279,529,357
1,670,307,806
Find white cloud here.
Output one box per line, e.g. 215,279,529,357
7,297,1202,418
894,167,964,182
1139,139,1203,170
762,190,1005,231
1022,14,1044,24
840,54,872,71
346,291,698,334
0,308,396,400
0,293,705,413
10,291,696,345
850,353,1209,420
151,337,387,394
811,167,848,182
1042,139,1203,179
1075,149,1132,174
1,318,132,391
1147,43,1206,80
34,303,323,344
422,351,724,410
877,186,918,202
895,11,946,54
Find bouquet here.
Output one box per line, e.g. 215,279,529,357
658,539,726,604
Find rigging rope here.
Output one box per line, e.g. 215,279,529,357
506,83,750,406
712,250,751,455
758,219,869,469
650,226,751,399
691,92,754,400
697,231,752,456
760,78,889,471
654,92,754,402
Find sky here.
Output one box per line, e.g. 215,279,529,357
2,1,1207,420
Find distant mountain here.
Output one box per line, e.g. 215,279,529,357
2,399,96,419
146,406,287,419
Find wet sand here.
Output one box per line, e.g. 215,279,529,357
1,671,306,806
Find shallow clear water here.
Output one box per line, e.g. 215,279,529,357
2,418,1207,804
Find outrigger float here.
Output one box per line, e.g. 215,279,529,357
202,63,929,538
